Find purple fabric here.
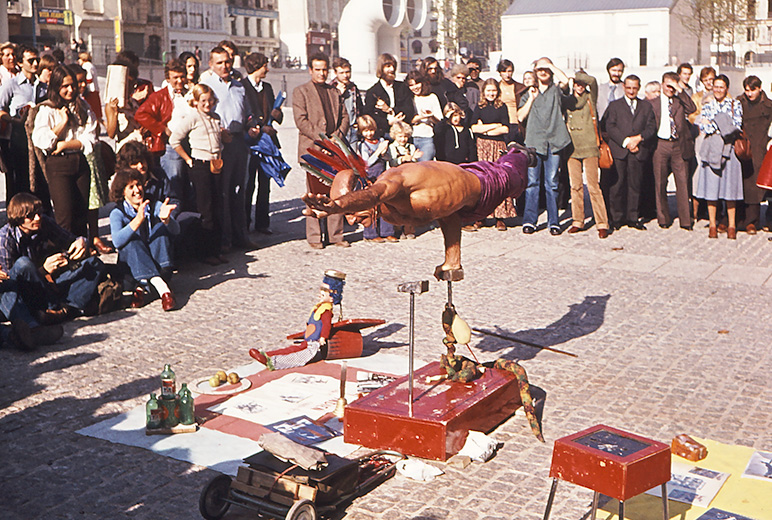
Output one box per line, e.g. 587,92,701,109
457,149,528,223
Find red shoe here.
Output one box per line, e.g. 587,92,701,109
131,287,147,308
249,348,268,365
161,292,176,311
92,237,114,255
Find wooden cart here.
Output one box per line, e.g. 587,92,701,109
199,450,403,520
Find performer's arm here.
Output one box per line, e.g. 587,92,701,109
435,212,462,280
318,309,333,345
302,177,401,218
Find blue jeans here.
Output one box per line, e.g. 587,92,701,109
413,136,435,162
118,222,173,281
160,145,186,214
0,278,39,327
363,217,395,239
8,255,104,311
523,146,561,229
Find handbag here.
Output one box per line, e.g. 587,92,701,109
728,101,752,161
734,130,752,161
757,147,772,189
589,99,613,169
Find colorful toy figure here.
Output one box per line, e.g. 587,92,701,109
250,271,346,370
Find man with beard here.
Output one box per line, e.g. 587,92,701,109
597,58,625,119
364,53,414,139
737,75,772,234
421,57,448,108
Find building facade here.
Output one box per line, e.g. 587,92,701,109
225,0,281,60
501,0,708,75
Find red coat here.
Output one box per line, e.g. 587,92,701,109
134,87,173,153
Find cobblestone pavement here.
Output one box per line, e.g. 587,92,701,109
2,111,772,520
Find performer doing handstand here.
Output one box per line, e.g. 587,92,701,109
302,145,533,279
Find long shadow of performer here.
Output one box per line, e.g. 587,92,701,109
474,294,610,361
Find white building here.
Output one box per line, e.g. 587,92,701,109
501,0,709,75
226,0,281,59
167,0,229,58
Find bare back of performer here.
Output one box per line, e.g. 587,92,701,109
303,148,529,279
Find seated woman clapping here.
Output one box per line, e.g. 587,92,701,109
109,169,180,311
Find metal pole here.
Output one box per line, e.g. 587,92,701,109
408,291,414,416
447,280,452,306
32,0,38,50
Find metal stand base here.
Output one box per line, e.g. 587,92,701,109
542,481,669,520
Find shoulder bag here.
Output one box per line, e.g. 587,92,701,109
730,100,752,161
589,99,613,169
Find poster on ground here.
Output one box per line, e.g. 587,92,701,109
646,461,730,508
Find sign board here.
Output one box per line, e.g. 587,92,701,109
38,8,74,25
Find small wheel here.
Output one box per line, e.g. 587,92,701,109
285,499,317,520
199,474,232,520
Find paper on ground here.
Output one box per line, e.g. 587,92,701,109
646,461,730,508
76,406,262,476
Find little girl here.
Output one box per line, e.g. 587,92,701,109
170,84,226,265
435,102,477,164
357,115,398,243
388,121,423,166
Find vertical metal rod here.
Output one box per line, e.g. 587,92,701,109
408,291,415,417
447,280,453,306
618,500,625,520
590,491,599,520
661,483,669,520
542,478,559,520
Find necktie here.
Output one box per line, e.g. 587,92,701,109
669,98,678,139
609,84,617,103
630,99,636,115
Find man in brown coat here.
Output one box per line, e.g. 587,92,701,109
737,75,772,234
293,53,350,249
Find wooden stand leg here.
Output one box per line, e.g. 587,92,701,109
618,500,625,520
590,491,599,520
542,478,559,520
661,483,669,519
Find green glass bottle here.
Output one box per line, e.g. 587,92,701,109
146,393,162,429
160,364,176,400
178,383,195,425
160,394,179,428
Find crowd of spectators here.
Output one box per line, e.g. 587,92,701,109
1,39,771,350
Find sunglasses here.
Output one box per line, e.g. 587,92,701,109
468,67,480,71
26,57,40,64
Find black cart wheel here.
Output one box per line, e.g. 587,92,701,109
199,474,232,520
285,499,317,520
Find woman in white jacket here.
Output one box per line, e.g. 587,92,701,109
31,65,97,236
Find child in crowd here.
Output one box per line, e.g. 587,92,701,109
435,102,477,164
388,121,422,166
357,115,398,243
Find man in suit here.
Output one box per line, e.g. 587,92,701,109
243,52,283,234
596,58,625,120
293,53,350,249
648,72,697,230
364,53,415,138
605,74,657,230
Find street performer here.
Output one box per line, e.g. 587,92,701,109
302,145,532,279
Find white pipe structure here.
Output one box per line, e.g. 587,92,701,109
339,0,428,75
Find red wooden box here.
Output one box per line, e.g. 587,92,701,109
343,361,522,460
549,424,671,501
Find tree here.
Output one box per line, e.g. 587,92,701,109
456,0,510,54
680,0,748,64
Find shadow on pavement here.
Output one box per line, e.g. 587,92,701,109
475,294,611,361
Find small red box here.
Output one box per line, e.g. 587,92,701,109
549,424,671,501
344,361,522,460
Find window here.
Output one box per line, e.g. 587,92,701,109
748,26,756,41
231,17,238,35
169,0,188,28
40,0,66,8
269,19,275,38
82,0,102,13
639,38,648,66
244,17,250,36
256,19,263,37
204,4,224,31
188,2,204,29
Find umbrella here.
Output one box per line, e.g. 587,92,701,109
249,91,291,187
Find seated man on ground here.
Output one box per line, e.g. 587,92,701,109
303,146,532,279
0,193,106,322
109,169,180,311
0,266,64,350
